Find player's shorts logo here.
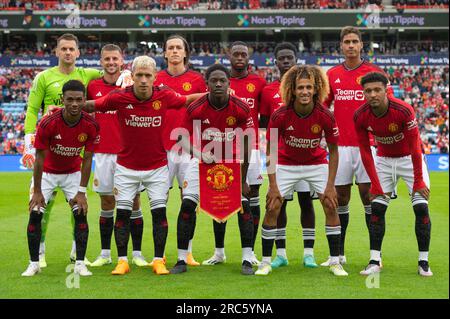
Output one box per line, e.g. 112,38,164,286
246,83,256,93
311,124,322,134
78,133,88,142
206,164,234,192
113,187,119,195
182,82,192,92
152,100,162,110
93,179,99,187
388,123,399,133
226,116,237,126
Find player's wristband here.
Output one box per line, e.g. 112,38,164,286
78,186,87,193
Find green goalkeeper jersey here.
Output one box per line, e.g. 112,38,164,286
24,66,102,134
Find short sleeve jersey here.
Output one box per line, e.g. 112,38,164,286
87,78,121,154
267,104,339,166
34,109,99,174
181,94,254,162
323,60,389,147
94,86,187,170
154,69,207,151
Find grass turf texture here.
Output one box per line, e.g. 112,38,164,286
0,172,448,299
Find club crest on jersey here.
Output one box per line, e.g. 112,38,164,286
182,82,192,92
113,187,119,195
93,179,99,187
78,133,88,142
246,83,256,93
152,100,162,110
183,181,188,189
206,164,234,192
311,124,322,134
226,116,237,126
388,123,399,133
356,76,363,85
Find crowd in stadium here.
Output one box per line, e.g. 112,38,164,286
0,65,448,155
0,0,448,11
2,39,449,57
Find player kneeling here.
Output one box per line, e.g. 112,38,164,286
354,72,432,277
22,80,99,277
255,65,348,277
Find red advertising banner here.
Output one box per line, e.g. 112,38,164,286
199,162,242,223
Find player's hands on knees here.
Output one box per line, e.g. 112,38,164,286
242,182,251,199
266,185,283,212
29,192,46,213
414,186,430,201
322,184,338,211
72,192,88,215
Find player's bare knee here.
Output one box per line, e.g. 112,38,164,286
100,195,115,211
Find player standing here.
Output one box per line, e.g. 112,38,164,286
87,44,147,268
260,42,318,268
154,35,207,267
170,64,255,275
22,80,99,277
203,42,266,266
85,56,203,275
255,65,347,277
22,33,103,267
354,72,432,277
321,27,391,266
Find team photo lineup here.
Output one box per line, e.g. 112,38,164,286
0,1,448,300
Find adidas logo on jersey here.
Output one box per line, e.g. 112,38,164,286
54,134,62,140
126,104,134,109
273,93,280,98
53,83,61,88
335,78,341,83
286,126,294,131
96,92,102,97
367,126,373,132
202,119,210,124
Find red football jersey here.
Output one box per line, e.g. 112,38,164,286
94,86,187,170
181,94,254,162
353,97,421,158
353,97,425,193
154,69,207,151
260,80,283,118
35,109,99,174
323,60,390,147
230,73,267,148
267,104,339,166
87,78,121,154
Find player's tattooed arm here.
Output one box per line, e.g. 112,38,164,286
323,143,339,210
72,151,93,215
29,149,46,213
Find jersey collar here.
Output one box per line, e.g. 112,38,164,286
343,58,365,71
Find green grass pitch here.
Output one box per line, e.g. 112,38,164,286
0,172,448,299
